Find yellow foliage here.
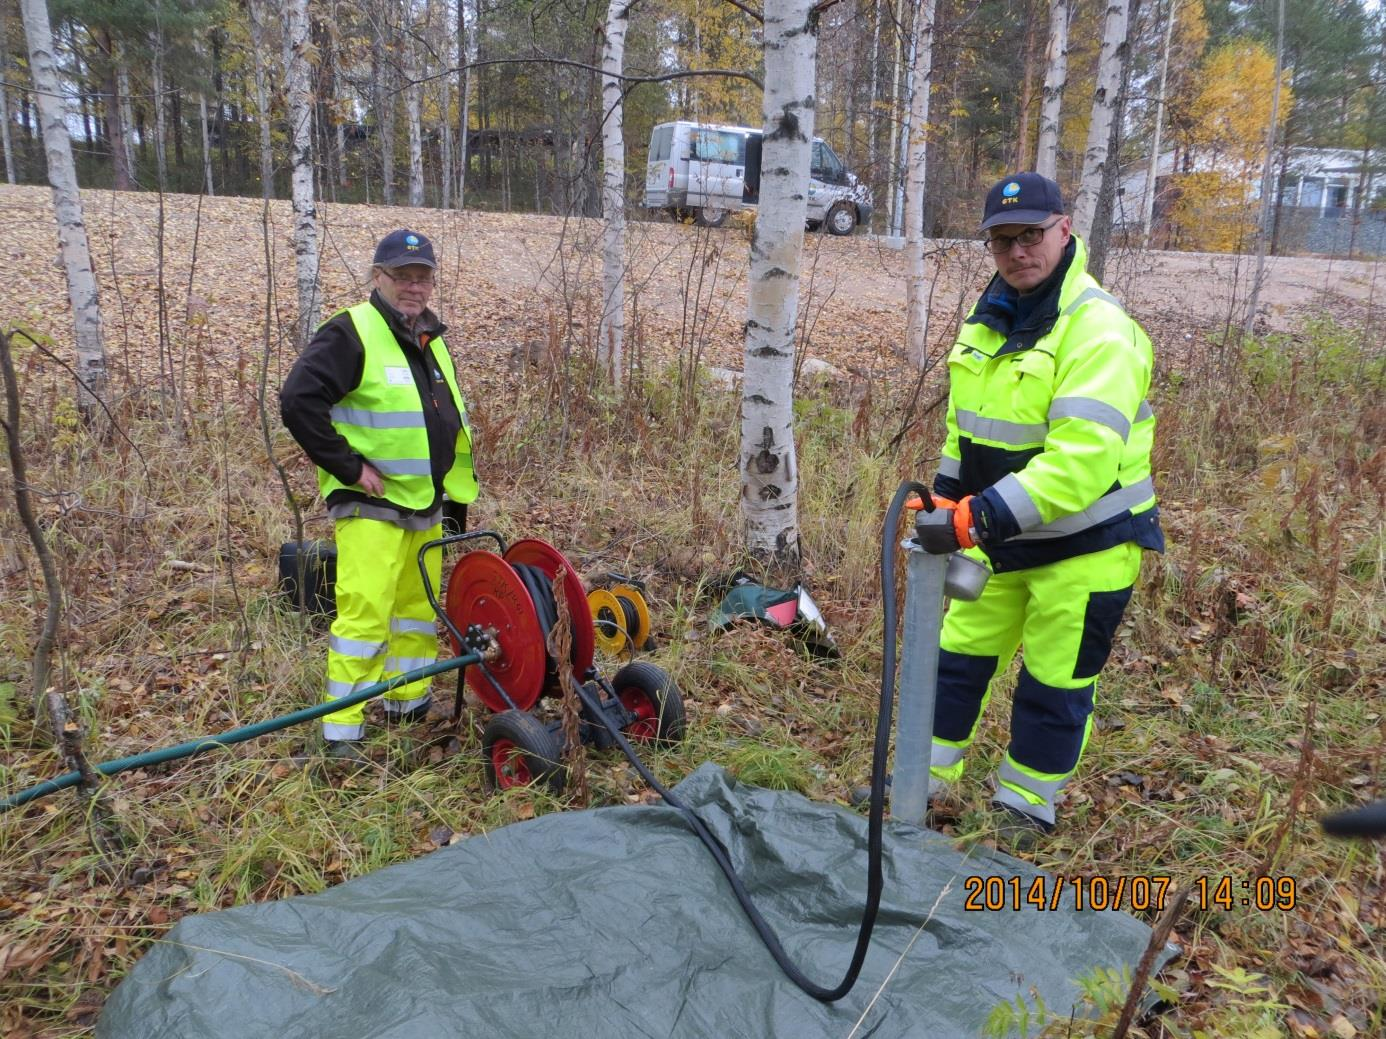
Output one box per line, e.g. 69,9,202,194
1166,38,1293,252
666,0,761,124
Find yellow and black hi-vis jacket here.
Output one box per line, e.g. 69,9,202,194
934,235,1163,573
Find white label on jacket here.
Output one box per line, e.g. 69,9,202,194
384,366,412,386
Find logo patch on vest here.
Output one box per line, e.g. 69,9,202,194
385,366,413,386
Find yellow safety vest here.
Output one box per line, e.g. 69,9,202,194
315,301,477,509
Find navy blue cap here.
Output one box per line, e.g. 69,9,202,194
373,229,437,269
980,172,1065,230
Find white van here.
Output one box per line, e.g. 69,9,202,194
644,120,873,235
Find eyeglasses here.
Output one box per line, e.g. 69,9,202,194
380,269,435,288
984,218,1062,254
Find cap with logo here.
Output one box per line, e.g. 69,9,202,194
373,229,438,269
979,172,1065,231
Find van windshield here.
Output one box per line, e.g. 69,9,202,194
690,129,747,165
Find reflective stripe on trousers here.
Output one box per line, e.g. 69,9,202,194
323,517,442,740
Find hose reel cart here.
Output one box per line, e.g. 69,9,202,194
431,531,686,793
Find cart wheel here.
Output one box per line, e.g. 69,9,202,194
611,662,686,746
482,710,566,793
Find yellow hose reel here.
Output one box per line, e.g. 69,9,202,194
587,584,651,658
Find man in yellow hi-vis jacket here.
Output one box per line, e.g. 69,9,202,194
913,173,1163,845
281,229,478,763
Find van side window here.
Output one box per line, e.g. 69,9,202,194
691,129,746,165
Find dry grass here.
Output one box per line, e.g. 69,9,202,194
1,289,1384,1038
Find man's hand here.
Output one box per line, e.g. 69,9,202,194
356,462,384,497
913,495,978,554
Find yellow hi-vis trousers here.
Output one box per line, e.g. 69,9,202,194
321,517,442,742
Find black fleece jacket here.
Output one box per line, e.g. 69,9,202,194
280,291,463,519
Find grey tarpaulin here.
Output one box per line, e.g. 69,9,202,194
99,764,1170,1038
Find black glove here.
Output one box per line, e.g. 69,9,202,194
442,501,468,537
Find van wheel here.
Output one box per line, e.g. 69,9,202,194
695,207,729,228
825,203,857,236
806,219,822,232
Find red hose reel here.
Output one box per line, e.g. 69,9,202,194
443,539,595,712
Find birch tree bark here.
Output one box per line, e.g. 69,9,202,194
117,61,135,183
903,0,936,368
151,27,168,190
740,0,817,570
198,82,215,195
99,31,132,190
406,23,425,207
20,0,108,417
1140,0,1176,248
1035,0,1067,181
1070,0,1128,238
457,0,473,208
0,35,16,184
247,0,276,200
284,0,322,349
373,2,396,205
597,0,630,380
1242,0,1285,338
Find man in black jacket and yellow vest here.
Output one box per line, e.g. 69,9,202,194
281,229,477,762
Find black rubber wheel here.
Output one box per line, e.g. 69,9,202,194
482,710,566,793
825,202,857,236
694,206,729,228
611,662,687,746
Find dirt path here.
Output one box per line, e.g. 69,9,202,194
3,184,1381,392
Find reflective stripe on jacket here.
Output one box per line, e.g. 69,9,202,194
938,236,1160,572
316,301,478,509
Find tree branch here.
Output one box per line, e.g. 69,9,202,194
0,329,64,734
720,0,764,23
405,56,762,95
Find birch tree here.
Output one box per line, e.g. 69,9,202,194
903,0,936,368
373,1,396,205
1035,0,1067,180
283,0,322,348
1071,0,1129,239
20,0,108,417
406,16,425,207
740,0,817,569
247,0,276,199
1141,0,1176,248
597,0,630,380
457,0,474,208
0,36,16,184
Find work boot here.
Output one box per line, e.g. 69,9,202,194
990,800,1054,852
323,739,372,770
848,775,891,807
382,702,431,726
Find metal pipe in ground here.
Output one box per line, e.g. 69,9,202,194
891,542,948,827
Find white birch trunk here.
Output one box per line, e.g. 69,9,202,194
740,0,817,568
1070,0,1128,238
117,62,135,182
440,69,452,209
198,95,214,194
1035,0,1067,181
457,0,473,209
406,29,424,207
1140,0,1175,248
597,0,629,380
284,0,322,349
1243,0,1285,337
20,0,107,416
247,0,276,200
903,0,936,368
151,31,168,190
0,37,15,184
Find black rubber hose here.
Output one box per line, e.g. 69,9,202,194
572,480,931,1003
